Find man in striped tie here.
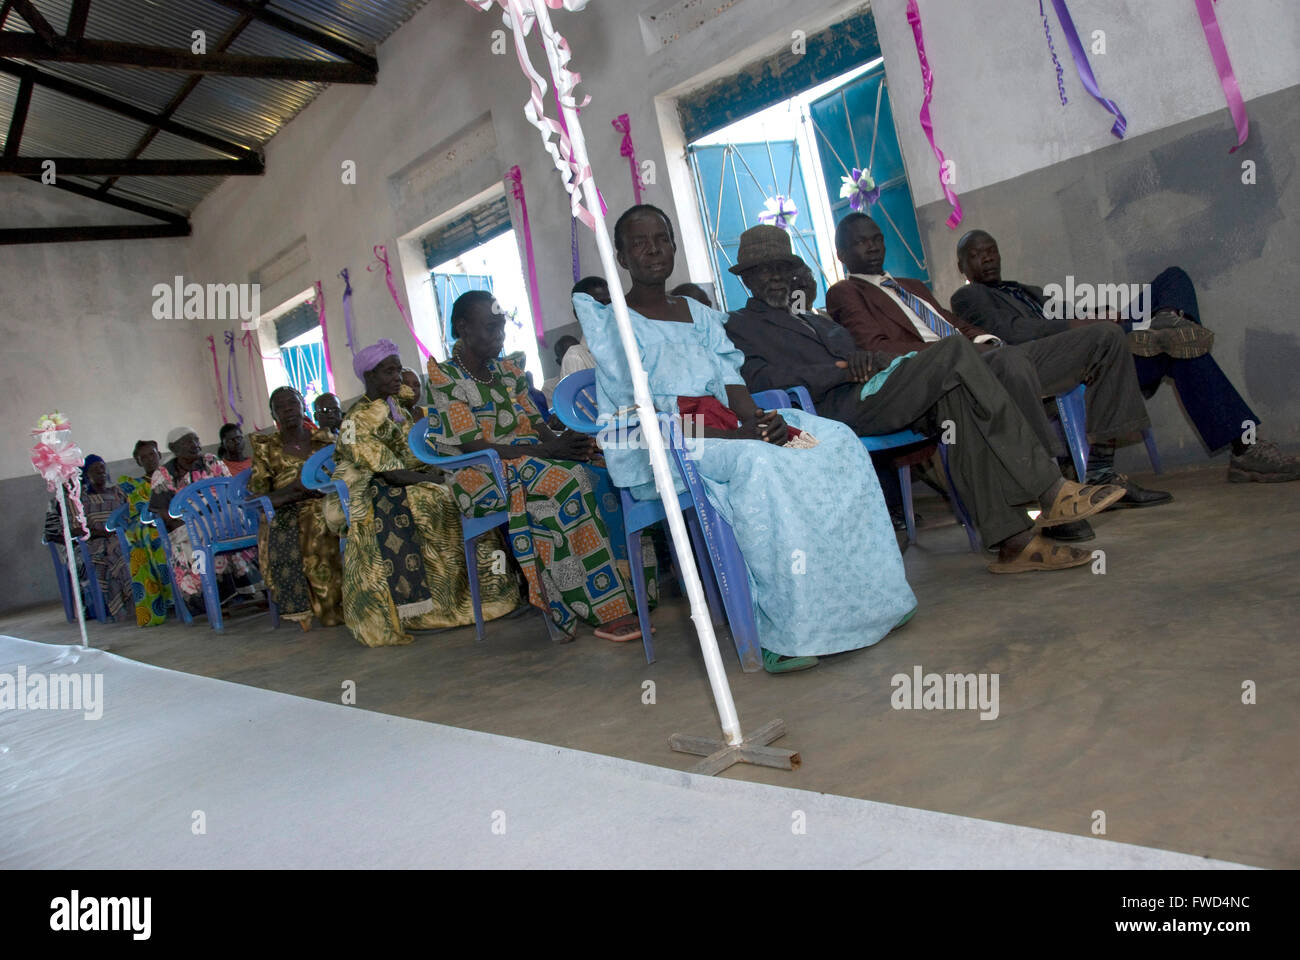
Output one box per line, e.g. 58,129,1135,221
825,213,1170,527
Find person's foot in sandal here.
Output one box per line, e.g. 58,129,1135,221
593,615,647,643
988,532,1092,574
1035,477,1126,528
762,649,819,674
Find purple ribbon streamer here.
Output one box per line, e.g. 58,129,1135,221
1039,0,1068,106
223,330,244,426
905,0,963,229
313,281,337,393
339,267,358,357
1049,0,1127,138
1194,0,1249,153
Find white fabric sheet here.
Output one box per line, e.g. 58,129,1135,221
0,637,1247,869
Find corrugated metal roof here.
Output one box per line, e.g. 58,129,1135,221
3,0,434,220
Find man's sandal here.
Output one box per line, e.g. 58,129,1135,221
987,533,1092,574
1036,480,1126,528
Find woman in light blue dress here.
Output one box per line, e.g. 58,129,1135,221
572,205,916,673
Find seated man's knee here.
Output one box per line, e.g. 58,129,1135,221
983,344,1034,380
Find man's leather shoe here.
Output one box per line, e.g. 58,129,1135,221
1089,469,1173,509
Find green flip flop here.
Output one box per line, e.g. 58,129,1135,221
762,648,819,674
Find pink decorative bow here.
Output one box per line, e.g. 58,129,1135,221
30,415,87,537
612,113,643,205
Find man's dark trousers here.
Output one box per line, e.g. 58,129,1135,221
820,336,1061,547
983,322,1150,459
1130,266,1259,452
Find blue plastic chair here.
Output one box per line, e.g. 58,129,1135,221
104,503,131,565
553,370,758,672
168,471,276,631
44,537,111,623
407,419,513,643
1055,384,1163,479
301,444,350,554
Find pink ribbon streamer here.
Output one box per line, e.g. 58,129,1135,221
905,0,963,229
339,267,358,358
313,281,337,393
205,334,229,423
240,330,266,430
369,245,435,364
487,0,599,231
1194,0,1249,153
611,113,643,206
506,165,548,345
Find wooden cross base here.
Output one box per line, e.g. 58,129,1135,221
669,719,800,776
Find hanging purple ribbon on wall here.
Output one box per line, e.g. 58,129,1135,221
1039,0,1068,106
222,329,244,426
339,267,358,358
205,334,229,424
505,165,548,345
905,0,963,229
611,113,643,206
369,245,436,363
1194,0,1249,153
1048,0,1127,138
313,281,337,394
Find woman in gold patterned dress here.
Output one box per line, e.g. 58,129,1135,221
335,339,520,647
248,386,344,630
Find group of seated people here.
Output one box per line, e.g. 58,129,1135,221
46,202,1296,675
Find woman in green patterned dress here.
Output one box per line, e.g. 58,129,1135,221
114,441,172,626
424,291,654,643
335,339,520,647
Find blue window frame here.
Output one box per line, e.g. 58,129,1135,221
807,65,929,281
431,272,494,349
687,140,825,311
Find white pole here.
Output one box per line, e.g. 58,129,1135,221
531,1,743,745
59,482,91,649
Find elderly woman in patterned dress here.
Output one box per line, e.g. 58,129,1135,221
424,291,655,644
248,386,344,631
333,339,520,647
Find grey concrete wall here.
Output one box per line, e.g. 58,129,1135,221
913,84,1300,472
873,0,1300,206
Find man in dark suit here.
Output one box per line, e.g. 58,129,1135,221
725,224,1129,573
951,229,1299,484
825,212,1169,510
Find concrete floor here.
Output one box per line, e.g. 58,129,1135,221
4,463,1296,867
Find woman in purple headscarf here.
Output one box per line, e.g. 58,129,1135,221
333,339,520,646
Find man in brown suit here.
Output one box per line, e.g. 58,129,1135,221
825,212,1168,510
